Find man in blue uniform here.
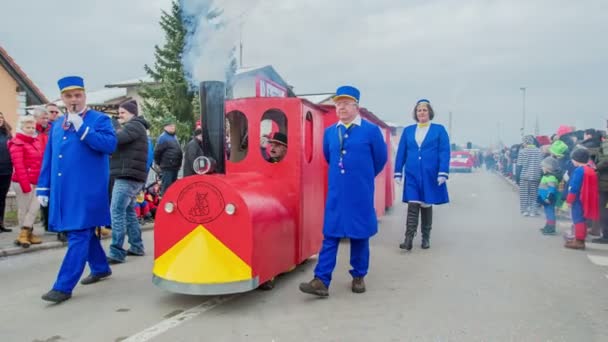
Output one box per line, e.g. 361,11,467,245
38,76,117,303
299,85,387,297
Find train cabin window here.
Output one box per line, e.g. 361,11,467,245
305,112,313,163
261,109,288,163
226,111,248,163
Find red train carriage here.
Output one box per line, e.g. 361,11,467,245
152,81,394,295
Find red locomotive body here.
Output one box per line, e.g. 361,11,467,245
153,86,393,295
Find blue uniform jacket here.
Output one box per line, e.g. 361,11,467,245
394,123,450,204
36,110,117,231
323,119,387,239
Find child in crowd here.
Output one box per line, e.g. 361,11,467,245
134,190,151,223
564,148,599,250
145,182,161,219
538,156,560,235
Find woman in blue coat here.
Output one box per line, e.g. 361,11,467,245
394,99,450,251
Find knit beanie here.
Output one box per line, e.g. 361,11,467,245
522,135,535,146
549,140,568,158
571,147,590,164
119,100,138,116
541,156,560,174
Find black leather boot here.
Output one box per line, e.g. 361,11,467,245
421,206,433,249
400,203,420,250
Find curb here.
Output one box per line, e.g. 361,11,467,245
0,224,154,258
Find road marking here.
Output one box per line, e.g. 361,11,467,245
123,295,237,342
587,255,608,266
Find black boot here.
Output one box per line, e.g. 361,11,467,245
421,206,433,249
0,223,12,233
400,203,420,250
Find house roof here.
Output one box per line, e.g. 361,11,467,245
234,65,296,97
0,45,48,104
105,76,156,88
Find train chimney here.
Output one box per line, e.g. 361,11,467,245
199,81,226,174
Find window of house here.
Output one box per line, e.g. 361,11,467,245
260,109,288,163
226,111,248,163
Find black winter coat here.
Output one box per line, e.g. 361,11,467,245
183,137,205,177
154,131,183,171
0,130,13,175
110,116,150,182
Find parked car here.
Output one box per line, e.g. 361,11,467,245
450,151,474,173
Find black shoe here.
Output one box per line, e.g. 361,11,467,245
0,226,12,233
591,237,608,244
80,271,112,285
107,257,123,265
127,250,145,256
57,232,67,242
41,290,71,303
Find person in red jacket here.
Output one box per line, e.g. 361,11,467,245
8,116,43,248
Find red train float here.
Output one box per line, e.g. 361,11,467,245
152,81,394,295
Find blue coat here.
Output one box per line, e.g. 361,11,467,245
394,123,450,205
323,118,387,239
36,110,117,231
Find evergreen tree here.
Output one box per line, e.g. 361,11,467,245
140,0,194,144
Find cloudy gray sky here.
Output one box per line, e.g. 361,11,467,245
1,0,607,146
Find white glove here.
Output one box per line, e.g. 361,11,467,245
68,114,83,131
437,176,447,186
394,176,402,185
563,171,570,182
37,195,49,207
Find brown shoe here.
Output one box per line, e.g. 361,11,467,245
27,227,42,244
352,277,366,293
564,239,586,250
14,227,31,248
299,278,329,297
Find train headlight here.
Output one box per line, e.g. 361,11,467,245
225,203,236,215
164,202,175,213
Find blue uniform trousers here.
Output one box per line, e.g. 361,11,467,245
52,228,111,294
314,236,370,288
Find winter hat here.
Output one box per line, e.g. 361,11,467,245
557,125,573,137
522,135,535,146
571,147,590,164
549,140,568,158
541,156,560,174
267,132,287,146
119,100,138,116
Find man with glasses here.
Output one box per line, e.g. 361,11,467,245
45,103,62,122
299,85,387,297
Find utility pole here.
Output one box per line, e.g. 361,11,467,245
534,115,539,136
520,87,526,137
448,111,453,139
239,21,244,68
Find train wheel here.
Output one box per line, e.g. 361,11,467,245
258,278,276,291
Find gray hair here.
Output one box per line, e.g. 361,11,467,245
31,106,48,118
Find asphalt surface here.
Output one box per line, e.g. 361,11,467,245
1,170,608,342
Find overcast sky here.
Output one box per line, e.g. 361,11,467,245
1,0,607,146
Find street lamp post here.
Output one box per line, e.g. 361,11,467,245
520,87,526,137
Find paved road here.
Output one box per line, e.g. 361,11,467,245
1,170,608,341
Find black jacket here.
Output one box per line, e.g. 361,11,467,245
0,130,13,175
110,116,150,182
154,131,183,171
183,137,205,177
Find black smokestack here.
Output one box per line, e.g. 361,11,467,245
199,81,226,174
